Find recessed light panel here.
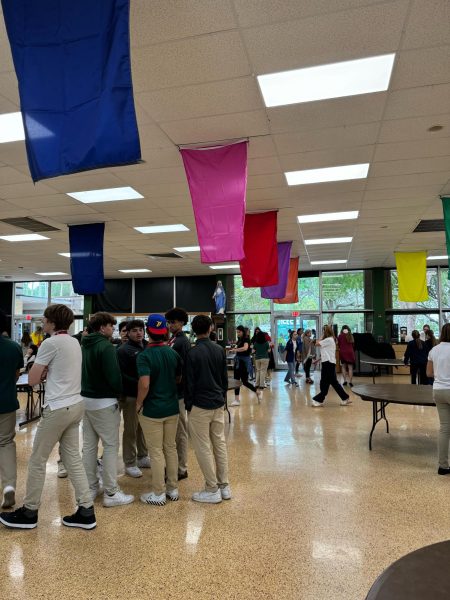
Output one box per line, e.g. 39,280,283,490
427,255,448,260
35,272,67,276
135,224,189,234
305,237,353,246
0,234,49,242
118,269,152,273
311,260,348,265
173,246,200,252
286,164,369,186
257,53,395,107
298,211,359,224
209,264,240,270
0,112,25,143
58,252,71,257
67,187,143,204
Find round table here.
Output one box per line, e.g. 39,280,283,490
366,541,450,599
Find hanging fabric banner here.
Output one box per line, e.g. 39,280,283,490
395,252,428,302
441,196,450,279
1,0,141,182
180,141,247,264
69,223,105,294
261,241,292,299
240,211,278,287
274,257,299,304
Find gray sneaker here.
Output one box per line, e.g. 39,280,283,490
192,489,222,504
220,485,232,500
103,490,134,507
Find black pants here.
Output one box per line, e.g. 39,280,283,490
295,361,300,374
304,358,312,378
410,363,428,385
234,359,257,396
313,361,349,403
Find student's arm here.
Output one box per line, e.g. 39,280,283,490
29,340,54,386
235,342,249,353
28,363,47,386
102,344,122,395
221,350,228,394
426,360,434,378
404,343,410,365
136,376,149,413
175,354,182,385
184,354,194,412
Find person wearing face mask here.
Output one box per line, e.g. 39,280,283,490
337,325,356,387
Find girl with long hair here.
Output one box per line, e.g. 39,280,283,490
231,326,258,406
284,331,299,387
337,325,356,387
404,330,429,385
312,326,350,406
301,330,315,384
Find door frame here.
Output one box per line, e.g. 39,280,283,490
272,313,321,369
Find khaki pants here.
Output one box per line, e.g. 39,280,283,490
189,406,229,493
119,396,148,466
139,414,178,496
24,402,91,511
435,390,450,468
176,398,188,475
255,358,270,388
0,411,17,490
83,404,120,495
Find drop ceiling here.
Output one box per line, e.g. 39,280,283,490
0,0,449,281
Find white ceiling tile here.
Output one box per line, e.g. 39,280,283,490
278,145,374,171
401,0,450,50
247,156,281,175
391,45,450,90
384,84,450,120
374,137,450,161
379,113,450,141
366,171,449,190
371,156,450,177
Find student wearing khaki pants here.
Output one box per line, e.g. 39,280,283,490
136,314,182,506
185,315,231,504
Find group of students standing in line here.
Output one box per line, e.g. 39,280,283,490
0,304,232,531
403,324,438,385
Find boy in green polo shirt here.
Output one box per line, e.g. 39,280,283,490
136,314,182,506
0,311,24,509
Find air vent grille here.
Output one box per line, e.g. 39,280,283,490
413,219,445,232
0,217,59,232
146,253,183,260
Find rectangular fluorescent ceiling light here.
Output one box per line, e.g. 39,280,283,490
298,211,359,224
118,269,151,273
58,252,71,257
257,53,395,107
427,255,448,260
311,260,348,265
135,224,189,234
286,163,369,186
67,187,143,204
35,272,67,276
0,112,25,143
0,233,49,242
209,264,240,270
173,246,200,252
305,237,352,245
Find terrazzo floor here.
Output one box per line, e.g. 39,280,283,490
0,370,448,600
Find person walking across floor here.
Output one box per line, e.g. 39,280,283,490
295,328,304,377
0,305,96,530
0,310,23,511
185,315,230,504
117,319,150,478
231,325,257,406
284,331,299,386
81,312,134,508
136,314,181,506
165,307,192,481
338,325,356,387
404,330,429,385
427,324,450,475
253,330,270,401
312,325,350,407
301,330,315,384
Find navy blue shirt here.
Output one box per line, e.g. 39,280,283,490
404,339,428,365
286,339,295,363
0,337,24,414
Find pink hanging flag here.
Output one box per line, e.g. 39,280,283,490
261,241,292,299
180,141,247,264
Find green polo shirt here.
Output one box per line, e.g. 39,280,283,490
136,344,181,419
0,337,24,414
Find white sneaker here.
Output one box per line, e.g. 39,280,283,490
103,490,134,507
220,485,232,500
311,400,323,407
340,399,352,406
1,486,15,509
125,465,143,478
90,484,103,502
231,398,241,407
192,489,222,504
137,456,151,469
57,461,68,478
256,390,262,403
166,489,179,502
140,492,166,506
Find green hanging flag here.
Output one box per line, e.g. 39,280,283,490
441,196,450,279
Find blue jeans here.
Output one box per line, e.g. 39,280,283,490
284,361,296,383
241,355,254,379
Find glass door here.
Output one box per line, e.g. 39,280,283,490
274,314,320,368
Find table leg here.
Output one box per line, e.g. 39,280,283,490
369,400,390,450
372,365,376,385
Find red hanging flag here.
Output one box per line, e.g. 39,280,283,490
274,257,299,303
239,211,278,287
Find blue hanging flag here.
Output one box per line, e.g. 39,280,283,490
69,223,105,295
2,0,141,182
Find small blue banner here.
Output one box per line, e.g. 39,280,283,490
69,223,105,295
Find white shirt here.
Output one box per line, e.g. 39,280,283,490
428,343,450,390
82,397,117,411
319,336,336,364
34,334,83,410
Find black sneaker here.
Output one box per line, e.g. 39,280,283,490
343,381,348,386
349,382,354,388
438,467,450,475
62,507,96,530
0,506,38,529
178,471,188,481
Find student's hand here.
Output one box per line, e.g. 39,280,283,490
136,402,143,414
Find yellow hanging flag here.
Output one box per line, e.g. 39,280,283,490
395,252,428,302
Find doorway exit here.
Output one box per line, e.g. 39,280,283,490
274,315,319,368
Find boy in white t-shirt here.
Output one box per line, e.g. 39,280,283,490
0,304,96,530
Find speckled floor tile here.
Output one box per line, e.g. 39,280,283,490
0,372,448,600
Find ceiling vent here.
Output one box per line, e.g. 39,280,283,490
413,219,445,233
146,252,183,260
0,217,60,232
